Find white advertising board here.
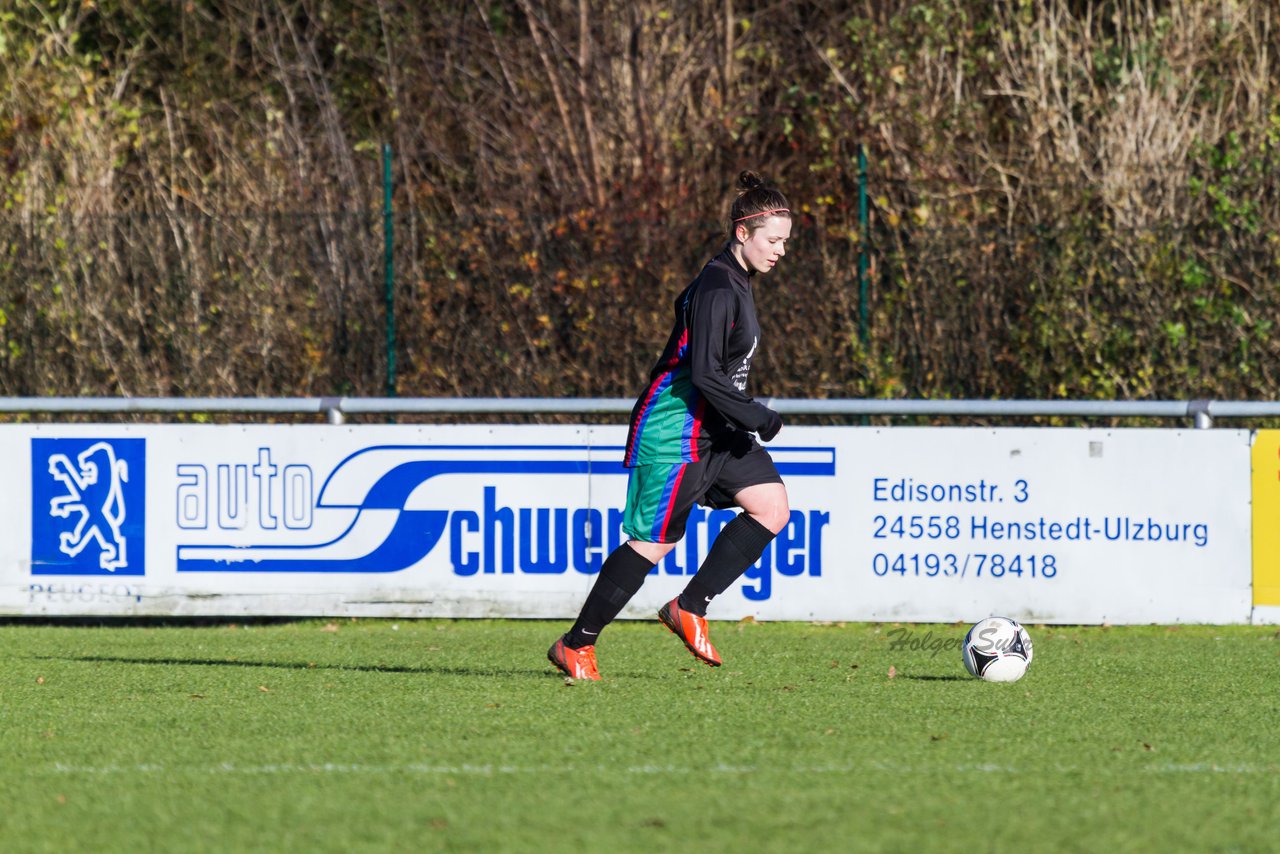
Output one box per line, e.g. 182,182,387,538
1,425,1252,623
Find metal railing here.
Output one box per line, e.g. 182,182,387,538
3,397,1280,428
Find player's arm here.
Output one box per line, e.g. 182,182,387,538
687,284,781,439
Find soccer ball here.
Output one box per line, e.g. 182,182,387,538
962,616,1033,682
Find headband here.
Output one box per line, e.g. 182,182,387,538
733,207,790,222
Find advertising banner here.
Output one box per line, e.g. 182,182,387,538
2,425,1253,623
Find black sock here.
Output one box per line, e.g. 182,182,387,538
678,514,776,616
564,545,656,648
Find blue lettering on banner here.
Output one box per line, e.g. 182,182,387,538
175,445,836,600
32,438,147,576
176,449,314,531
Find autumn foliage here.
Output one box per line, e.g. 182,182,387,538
1,1,1277,404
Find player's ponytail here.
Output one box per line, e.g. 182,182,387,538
729,170,790,239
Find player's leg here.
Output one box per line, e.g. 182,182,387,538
548,461,698,678
659,438,786,666
548,538,673,680
732,481,791,535
560,539,674,651
679,441,786,616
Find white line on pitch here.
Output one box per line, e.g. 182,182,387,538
41,761,1277,776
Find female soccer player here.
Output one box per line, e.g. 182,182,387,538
548,170,793,680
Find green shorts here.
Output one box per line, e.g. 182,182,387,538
623,431,782,544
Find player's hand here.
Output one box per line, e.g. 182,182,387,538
758,410,783,442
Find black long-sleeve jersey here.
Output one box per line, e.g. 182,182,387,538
623,246,776,466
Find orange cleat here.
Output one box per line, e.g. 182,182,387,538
547,637,601,681
657,598,722,667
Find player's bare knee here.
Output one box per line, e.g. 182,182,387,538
626,539,677,564
761,502,790,535
737,485,789,535
747,499,789,535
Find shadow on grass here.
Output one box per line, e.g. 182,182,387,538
898,674,971,682
32,654,537,679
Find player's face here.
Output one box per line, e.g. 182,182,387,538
736,215,791,274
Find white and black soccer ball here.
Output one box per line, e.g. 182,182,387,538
962,616,1033,682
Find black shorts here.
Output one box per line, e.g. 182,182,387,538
622,431,783,543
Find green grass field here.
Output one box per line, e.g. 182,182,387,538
2,618,1278,852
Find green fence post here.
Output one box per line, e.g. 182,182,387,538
857,143,869,345
382,142,396,399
